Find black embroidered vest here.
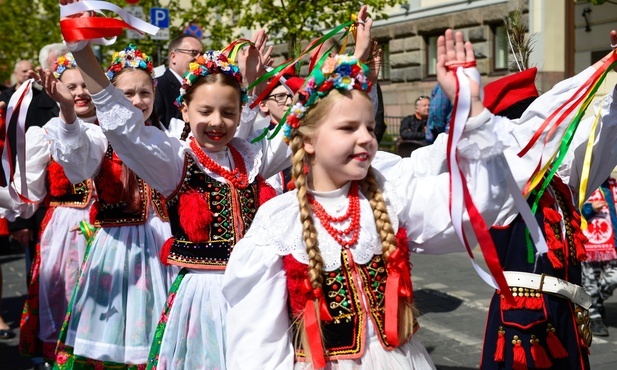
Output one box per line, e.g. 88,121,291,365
163,153,259,269
47,160,92,208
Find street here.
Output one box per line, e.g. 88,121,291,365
2,248,617,369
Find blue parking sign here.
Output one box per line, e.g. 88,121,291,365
150,8,169,28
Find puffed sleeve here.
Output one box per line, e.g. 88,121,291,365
46,116,108,183
386,109,509,254
222,228,294,370
0,126,50,220
92,84,186,197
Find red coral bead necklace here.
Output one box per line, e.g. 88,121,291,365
309,181,361,248
189,138,249,189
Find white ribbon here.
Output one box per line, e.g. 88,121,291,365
60,1,160,50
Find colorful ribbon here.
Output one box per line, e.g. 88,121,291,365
578,104,605,230
60,1,159,44
384,247,413,347
446,65,514,303
300,278,332,369
1,79,35,204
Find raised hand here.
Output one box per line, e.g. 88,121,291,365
366,40,382,85
238,29,269,88
436,29,483,116
31,67,74,109
353,5,373,62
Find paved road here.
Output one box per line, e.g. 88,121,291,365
2,249,617,369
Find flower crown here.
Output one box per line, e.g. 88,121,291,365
53,52,77,79
175,50,247,107
105,43,155,81
283,54,372,143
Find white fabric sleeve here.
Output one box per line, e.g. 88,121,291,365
0,126,50,220
223,235,295,370
561,87,617,204
46,117,107,184
234,96,259,140
92,84,186,197
391,116,509,254
253,125,292,180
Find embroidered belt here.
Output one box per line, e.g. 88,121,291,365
503,271,591,309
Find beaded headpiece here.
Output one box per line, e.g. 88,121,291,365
175,50,247,107
282,54,372,143
53,52,77,79
105,43,155,81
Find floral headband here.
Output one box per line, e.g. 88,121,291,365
175,50,247,107
283,54,372,143
53,52,77,79
105,43,155,81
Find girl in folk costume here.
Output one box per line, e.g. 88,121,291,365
57,2,287,365
96,41,286,370
221,30,512,369
477,34,617,370
0,52,97,362
46,44,176,369
580,177,617,337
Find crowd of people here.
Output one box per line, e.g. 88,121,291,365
1,1,617,369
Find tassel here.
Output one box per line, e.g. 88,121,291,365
524,294,543,310
89,201,100,224
512,336,527,370
574,232,588,261
257,175,277,206
494,326,506,362
500,289,525,310
159,237,174,265
178,190,213,243
545,324,568,358
530,335,553,368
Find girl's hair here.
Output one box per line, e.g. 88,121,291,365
290,89,415,356
179,73,243,141
110,67,163,212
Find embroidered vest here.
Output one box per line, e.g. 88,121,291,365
92,145,168,227
163,153,260,269
47,160,92,208
284,250,395,361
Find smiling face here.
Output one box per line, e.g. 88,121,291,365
181,75,242,151
113,69,155,122
60,68,95,118
302,90,377,191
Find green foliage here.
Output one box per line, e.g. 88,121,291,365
0,0,62,83
0,0,403,83
165,0,405,58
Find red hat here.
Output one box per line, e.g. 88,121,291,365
282,76,305,94
483,67,539,115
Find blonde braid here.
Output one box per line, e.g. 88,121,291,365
290,134,324,289
361,167,416,344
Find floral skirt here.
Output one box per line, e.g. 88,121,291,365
147,269,227,370
56,217,175,367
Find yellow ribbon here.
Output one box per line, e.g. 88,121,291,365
578,104,604,230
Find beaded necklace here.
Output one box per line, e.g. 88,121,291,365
189,138,249,189
309,182,361,248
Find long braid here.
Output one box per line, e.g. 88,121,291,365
361,167,416,343
180,121,191,141
290,134,324,363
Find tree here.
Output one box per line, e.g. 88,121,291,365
164,0,405,57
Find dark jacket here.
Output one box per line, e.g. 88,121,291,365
399,115,427,141
155,69,183,129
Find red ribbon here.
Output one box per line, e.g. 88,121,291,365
446,61,477,71
300,278,332,369
384,248,413,347
60,17,140,42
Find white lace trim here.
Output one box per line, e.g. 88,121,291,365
96,96,136,132
45,121,91,155
250,179,402,271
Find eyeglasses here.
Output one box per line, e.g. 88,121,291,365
267,93,293,104
174,49,204,58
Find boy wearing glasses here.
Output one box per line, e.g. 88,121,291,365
155,34,204,129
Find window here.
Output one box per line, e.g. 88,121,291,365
378,42,390,81
426,35,439,76
494,25,509,71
